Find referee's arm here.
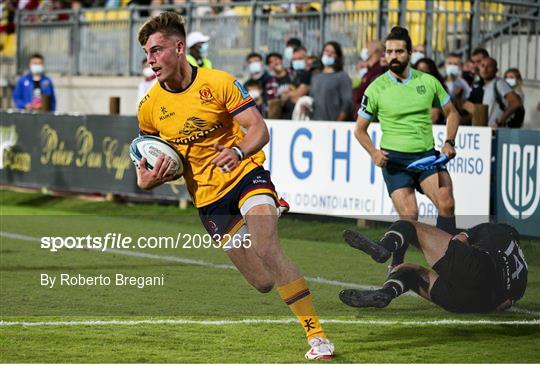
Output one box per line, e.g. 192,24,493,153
441,100,460,158
354,115,388,167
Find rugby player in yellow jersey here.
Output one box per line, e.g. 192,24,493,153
134,12,333,360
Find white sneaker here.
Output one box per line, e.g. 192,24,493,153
305,336,334,360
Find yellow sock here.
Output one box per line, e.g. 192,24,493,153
277,277,326,341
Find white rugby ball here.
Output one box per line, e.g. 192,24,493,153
130,135,184,176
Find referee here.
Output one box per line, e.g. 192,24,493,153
355,26,460,270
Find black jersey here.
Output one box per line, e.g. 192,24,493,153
468,223,528,303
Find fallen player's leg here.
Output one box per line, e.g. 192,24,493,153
340,263,434,308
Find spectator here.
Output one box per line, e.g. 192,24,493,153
243,52,273,114
461,59,475,86
469,48,489,103
464,57,523,128
137,58,157,103
13,53,56,111
244,79,265,116
310,41,353,121
352,40,385,113
410,43,425,65
504,68,525,102
283,37,302,65
444,53,471,102
286,46,312,108
444,53,472,124
415,57,447,125
186,31,212,69
265,52,294,119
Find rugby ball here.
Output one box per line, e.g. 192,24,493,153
130,135,183,176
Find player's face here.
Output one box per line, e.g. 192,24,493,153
143,32,183,83
385,40,409,74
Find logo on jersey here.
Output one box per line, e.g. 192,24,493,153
501,143,540,219
138,94,150,112
159,106,176,121
207,220,218,233
416,85,426,95
234,80,250,99
199,87,215,104
172,117,224,144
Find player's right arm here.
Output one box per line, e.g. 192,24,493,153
135,92,177,190
354,91,388,167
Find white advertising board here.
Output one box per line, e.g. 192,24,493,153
263,120,492,228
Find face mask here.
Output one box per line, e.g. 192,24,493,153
30,64,44,75
248,89,261,99
248,61,263,75
284,47,294,60
357,67,368,79
505,78,517,87
321,54,335,67
445,64,460,77
360,48,369,61
410,51,425,65
292,59,306,71
199,42,209,58
142,67,154,78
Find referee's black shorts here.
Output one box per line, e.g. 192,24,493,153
430,239,497,313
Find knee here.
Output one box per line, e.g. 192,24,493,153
399,209,418,221
436,192,455,213
253,281,274,294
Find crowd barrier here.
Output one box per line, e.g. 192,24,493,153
1,111,538,236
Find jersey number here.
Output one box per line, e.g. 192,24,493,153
504,240,528,280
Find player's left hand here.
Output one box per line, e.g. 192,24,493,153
441,143,456,159
211,143,239,173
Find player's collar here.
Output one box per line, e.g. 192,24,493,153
386,67,413,85
159,64,198,94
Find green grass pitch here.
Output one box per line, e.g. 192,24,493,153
1,189,539,363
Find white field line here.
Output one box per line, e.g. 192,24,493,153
0,318,538,327
1,231,539,317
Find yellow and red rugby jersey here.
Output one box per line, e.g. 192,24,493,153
137,66,266,207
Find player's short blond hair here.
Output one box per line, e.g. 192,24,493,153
137,12,186,46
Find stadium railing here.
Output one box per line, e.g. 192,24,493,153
11,0,540,82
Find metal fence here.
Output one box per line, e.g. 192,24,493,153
15,0,540,81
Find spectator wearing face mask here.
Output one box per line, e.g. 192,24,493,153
288,46,312,103
137,59,157,103
444,53,471,116
503,68,524,102
310,41,353,121
283,37,302,67
244,79,266,117
243,52,273,112
352,40,385,113
13,53,56,111
186,31,212,69
410,44,426,66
